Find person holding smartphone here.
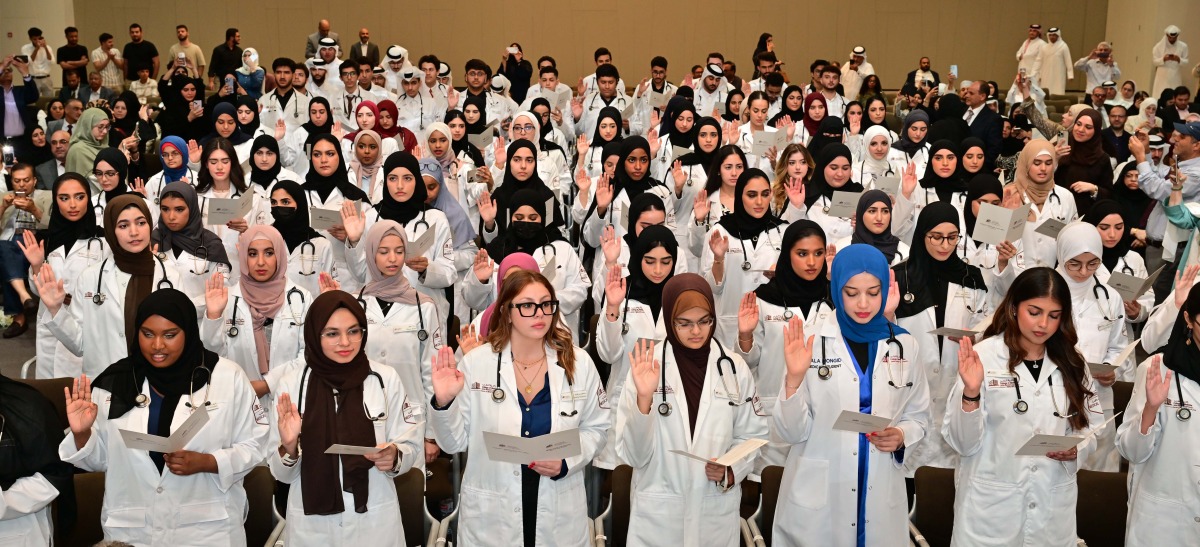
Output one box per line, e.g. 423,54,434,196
0,162,50,338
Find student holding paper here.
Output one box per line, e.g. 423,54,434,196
771,244,929,547
589,194,686,307
835,190,908,265
429,269,609,547
152,181,234,299
300,134,371,293
960,174,1004,285
1116,289,1200,547
266,180,336,296
196,138,272,279
734,91,791,176
850,125,902,189
1084,199,1153,354
892,140,965,243
947,267,1104,547
803,144,863,243
578,106,623,178
670,117,722,271
700,168,790,348
60,288,269,546
617,273,767,546
893,202,992,476
1054,222,1128,471
1004,139,1077,269
650,97,697,182
268,290,420,546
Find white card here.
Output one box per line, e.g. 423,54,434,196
325,444,384,456
831,410,893,434
751,131,786,156
873,176,901,196
1112,340,1140,368
408,227,436,258
1014,412,1121,456
621,100,637,120
206,190,254,226
548,88,570,112
118,406,210,453
827,191,862,219
541,255,557,283
1087,362,1119,375
468,132,492,151
1107,266,1164,303
649,91,670,110
1034,218,1067,239
482,429,582,465
928,327,978,338
671,146,693,161
669,438,770,467
972,203,1032,246
308,206,343,231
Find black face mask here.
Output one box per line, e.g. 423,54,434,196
271,206,298,222
511,220,542,239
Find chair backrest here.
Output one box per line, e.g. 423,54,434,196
425,457,456,521
15,377,71,431
394,467,429,546
1075,470,1128,547
243,466,276,547
609,465,633,547
757,465,784,546
56,471,105,546
911,466,957,547
1112,380,1135,472
740,478,760,519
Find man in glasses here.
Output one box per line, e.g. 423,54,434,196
462,58,510,127
330,64,366,130
34,130,70,190
396,68,443,137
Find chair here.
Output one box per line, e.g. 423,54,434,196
393,467,443,547
593,464,633,546
745,465,783,546
15,376,71,431
1075,470,1128,547
55,471,105,546
909,466,957,547
243,466,278,547
19,356,36,379
1112,380,1134,473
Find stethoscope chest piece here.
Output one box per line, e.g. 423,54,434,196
657,401,672,416
817,365,832,380
491,387,506,403
1179,407,1192,421
1013,400,1029,414
417,329,429,341
227,325,239,338
903,292,915,304
621,323,629,335
135,393,149,408
741,261,752,271
93,293,106,305
782,309,794,320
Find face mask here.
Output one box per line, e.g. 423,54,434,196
271,206,298,222
511,220,542,239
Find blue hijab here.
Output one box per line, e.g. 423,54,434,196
158,135,190,183
830,244,908,343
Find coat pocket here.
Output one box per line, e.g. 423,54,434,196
103,507,147,528
785,458,829,510
177,499,230,525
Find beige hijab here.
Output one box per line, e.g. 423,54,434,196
1012,139,1058,206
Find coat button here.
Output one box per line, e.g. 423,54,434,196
156,486,163,493
380,350,387,357
514,470,519,476
1029,502,1037,509
514,507,520,513
1031,466,1038,473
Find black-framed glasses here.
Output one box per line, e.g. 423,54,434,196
93,169,119,178
510,300,559,317
513,124,536,133
673,317,716,331
926,233,961,245
1065,259,1102,272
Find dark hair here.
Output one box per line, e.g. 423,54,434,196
651,56,668,69
756,33,773,52
1175,85,1192,97
129,23,142,31
465,58,490,74
764,72,785,88
64,27,78,35
757,51,778,65
225,28,238,40
746,90,770,110
99,33,113,43
340,64,358,75
705,145,749,194
28,27,42,38
725,61,737,72
418,54,440,68
594,47,611,62
271,57,295,72
596,64,619,81
176,24,188,31
195,137,248,195
537,55,556,68
809,59,829,73
1108,104,1127,115
706,52,725,63
819,65,840,77
293,65,308,77
9,162,34,177
539,65,558,78
982,267,1094,431
358,61,374,71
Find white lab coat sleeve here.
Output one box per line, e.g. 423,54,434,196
943,377,986,457
209,373,271,492
45,281,87,357
892,350,931,467
200,310,229,354
428,380,471,454
1115,359,1164,464
419,301,442,405
416,220,457,289
772,376,815,445
581,207,609,248
780,201,808,223
0,475,58,520
383,367,421,478
615,367,657,469
462,272,494,312
595,301,625,365
1141,298,1180,353
58,389,111,471
688,221,708,259
563,355,611,477
729,362,768,484
555,247,589,318
697,227,724,289
891,190,919,244
344,238,369,288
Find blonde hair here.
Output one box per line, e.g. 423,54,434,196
771,143,814,212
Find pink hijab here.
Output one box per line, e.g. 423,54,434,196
479,252,540,336
238,225,289,374
361,220,424,306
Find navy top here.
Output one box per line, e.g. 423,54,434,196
147,389,166,473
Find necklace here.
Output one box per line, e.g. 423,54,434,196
513,354,546,370
514,358,545,394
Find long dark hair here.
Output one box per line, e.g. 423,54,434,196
194,137,248,195
982,267,1093,431
704,145,749,195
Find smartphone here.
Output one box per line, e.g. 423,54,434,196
938,83,948,95
13,55,29,63
1,145,13,166
191,100,202,111
177,52,186,60
1019,67,1027,76
14,191,25,198
949,65,958,78
225,75,235,89
506,46,519,55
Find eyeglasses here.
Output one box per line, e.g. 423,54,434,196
926,233,961,245
419,163,441,174
92,169,119,178
673,317,715,331
510,300,559,317
162,150,182,159
1065,259,1102,272
93,124,110,133
320,326,366,341
466,70,487,78
513,124,536,133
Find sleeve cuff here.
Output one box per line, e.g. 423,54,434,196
430,394,453,411
551,460,569,481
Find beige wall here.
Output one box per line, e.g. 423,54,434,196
28,0,1110,91
1105,0,1200,94
1,0,74,87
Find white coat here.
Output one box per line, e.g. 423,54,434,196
267,358,421,547
158,245,233,299
734,126,782,179
46,256,183,377
461,241,590,339
304,187,360,293
1065,277,1128,472
258,89,311,135
429,343,610,546
360,295,443,443
347,207,458,325
58,358,270,546
593,296,669,469
833,236,909,266
29,236,110,379
771,316,929,546
944,336,1105,547
616,340,768,546
198,281,313,382
0,472,57,546
580,185,676,249
806,195,855,244
588,237,688,309
1116,357,1200,547
1096,251,1154,361
699,222,790,348
282,235,336,297
143,168,199,208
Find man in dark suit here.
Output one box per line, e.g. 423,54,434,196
34,129,69,190
305,20,340,60
903,57,940,89
78,71,117,105
1161,86,1200,138
961,80,1003,168
346,28,380,68
47,99,82,136
0,56,40,143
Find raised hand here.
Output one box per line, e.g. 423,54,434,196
332,123,346,140
412,144,425,160
785,176,806,210
600,225,621,266
276,392,303,452
1145,355,1172,410
275,119,286,140
130,177,147,197
431,345,465,408
722,121,739,146
1174,264,1200,309
457,324,484,354
576,134,589,161
318,271,341,294
901,161,918,199
693,189,710,223
478,191,498,229
341,199,365,244
187,139,201,162
17,229,45,272
595,174,614,214
637,77,649,98
671,160,687,193
628,339,661,402
605,266,627,307
708,230,729,260
884,268,900,319
493,136,507,168
473,249,494,282
737,292,759,338
64,374,98,437
204,272,228,320
782,317,815,386
31,263,66,315
958,336,984,396
570,97,584,121
575,165,592,205
825,244,837,277
647,128,661,158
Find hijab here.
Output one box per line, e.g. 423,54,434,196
525,100,566,156
957,137,987,178
65,108,110,176
375,151,426,225
614,136,660,198
302,133,368,203
801,93,828,136
492,139,559,232
152,181,233,267
462,93,489,134
661,273,715,435
347,130,384,196
920,139,969,202
237,226,288,374
269,180,323,252
679,117,721,168
722,90,744,123
236,47,260,75
769,85,805,127
832,244,909,343
861,125,894,174
0,373,76,529
248,134,283,189
200,102,251,146
1160,287,1200,386
624,225,678,320
95,147,131,203
1061,108,1110,166
622,193,667,248
426,122,456,170
236,95,261,135
1110,160,1154,228
42,173,104,256
344,101,380,143
806,116,845,158
591,106,623,149
892,110,930,158
1012,139,1058,206
444,110,485,166
804,144,862,208
659,97,698,149
376,100,401,139
1082,199,1132,275
479,253,540,337
851,190,901,262
301,96,334,135
108,92,141,147
718,167,786,242
895,202,985,319
1055,221,1105,307
420,157,477,247
299,291,376,515
103,195,157,341
963,174,1004,237
754,220,830,311
158,136,191,183
486,188,563,260
361,220,424,305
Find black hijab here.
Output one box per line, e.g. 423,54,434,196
151,181,233,268
624,225,678,320
94,147,132,203
718,168,785,241
894,201,985,320
0,374,76,532
963,174,1004,238
236,94,261,135
591,106,623,149
491,139,561,233
269,180,324,252
375,151,427,225
754,220,830,312
248,134,283,189
301,97,334,135
804,144,862,208
41,173,103,256
201,101,252,146
445,110,486,167
1160,288,1200,386
851,190,901,263
957,137,988,179
302,133,368,203
1110,161,1154,229
462,93,489,134
806,116,845,158
614,136,661,199
920,139,969,203
892,110,930,158
485,188,563,261
769,85,804,127
722,90,743,123
659,97,698,149
622,193,668,248
108,91,141,147
679,117,721,168
1083,199,1133,274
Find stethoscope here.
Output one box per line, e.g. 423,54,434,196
585,93,626,113
490,352,579,417
399,91,427,131
859,159,895,182
92,257,173,305
1010,363,1076,418
133,364,212,411
737,227,780,272
656,340,749,416
356,287,428,341
184,246,210,275
295,240,317,276
225,288,306,337
152,171,196,205
296,365,388,421
1174,371,1192,421
814,323,910,387
1085,274,1120,326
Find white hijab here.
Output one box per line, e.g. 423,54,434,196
861,125,894,174
1055,221,1104,305
237,48,260,75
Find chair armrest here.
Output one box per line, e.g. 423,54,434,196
747,518,766,547
265,519,285,547
908,521,929,547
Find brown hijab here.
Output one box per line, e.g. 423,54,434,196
662,273,715,436
103,195,157,351
299,291,376,515
1011,139,1058,206
1061,108,1112,166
